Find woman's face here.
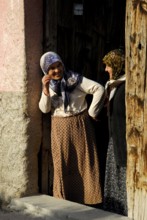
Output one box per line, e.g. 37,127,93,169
105,65,113,80
48,61,64,80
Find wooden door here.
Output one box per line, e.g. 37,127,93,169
43,0,126,82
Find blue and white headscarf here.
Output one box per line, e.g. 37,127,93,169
40,51,83,111
40,51,64,74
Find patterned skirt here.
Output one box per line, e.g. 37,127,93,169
51,110,102,205
103,138,128,216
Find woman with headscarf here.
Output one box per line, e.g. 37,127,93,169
102,49,128,215
39,51,105,205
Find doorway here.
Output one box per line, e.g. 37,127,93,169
40,0,126,195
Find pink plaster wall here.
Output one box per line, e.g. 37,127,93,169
0,0,25,92
0,0,43,201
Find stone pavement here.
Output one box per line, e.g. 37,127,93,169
0,194,131,220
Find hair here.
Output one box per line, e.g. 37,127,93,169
103,49,125,79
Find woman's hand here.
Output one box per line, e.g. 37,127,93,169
42,75,51,96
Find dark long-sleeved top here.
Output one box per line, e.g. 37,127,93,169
109,82,127,167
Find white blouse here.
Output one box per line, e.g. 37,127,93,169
39,76,104,118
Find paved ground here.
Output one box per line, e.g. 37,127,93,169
0,195,131,220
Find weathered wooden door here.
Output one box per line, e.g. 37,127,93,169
126,0,147,219
43,0,126,82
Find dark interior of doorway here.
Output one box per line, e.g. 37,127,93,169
39,0,126,199
43,0,126,83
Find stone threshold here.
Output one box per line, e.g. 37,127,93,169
9,194,131,220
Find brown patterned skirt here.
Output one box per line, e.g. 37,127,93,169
51,110,102,205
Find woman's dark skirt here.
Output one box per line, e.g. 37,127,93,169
103,138,128,216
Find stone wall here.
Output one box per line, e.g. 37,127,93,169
0,0,43,202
